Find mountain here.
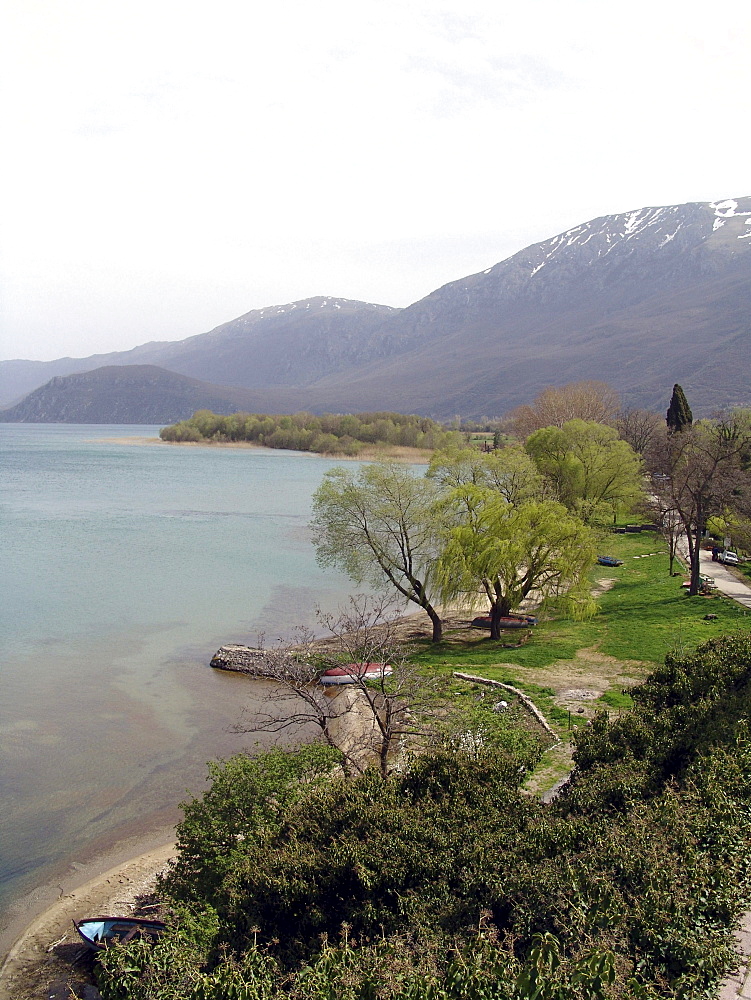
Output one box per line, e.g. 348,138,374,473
0,365,287,424
3,198,750,420
296,197,751,417
0,298,400,407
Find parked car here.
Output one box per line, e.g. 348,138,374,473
718,550,740,565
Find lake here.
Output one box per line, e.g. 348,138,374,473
0,425,360,942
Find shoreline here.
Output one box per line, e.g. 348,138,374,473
122,435,434,462
0,607,466,996
0,833,177,1000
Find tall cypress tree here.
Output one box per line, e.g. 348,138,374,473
666,384,693,433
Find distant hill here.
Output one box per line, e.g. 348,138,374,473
2,197,750,420
0,365,276,424
0,297,400,407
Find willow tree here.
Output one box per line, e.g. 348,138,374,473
428,446,545,506
310,462,447,641
437,492,596,640
525,419,643,524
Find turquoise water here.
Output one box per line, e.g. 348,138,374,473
0,425,358,930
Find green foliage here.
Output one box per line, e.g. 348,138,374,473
666,384,693,434
159,410,462,454
218,747,543,962
107,635,751,997
437,494,597,636
96,905,222,999
310,462,447,639
164,744,341,907
525,421,643,524
428,446,545,505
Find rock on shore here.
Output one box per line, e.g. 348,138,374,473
210,644,298,676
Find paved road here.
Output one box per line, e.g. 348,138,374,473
697,551,751,611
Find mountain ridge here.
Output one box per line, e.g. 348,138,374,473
3,196,750,420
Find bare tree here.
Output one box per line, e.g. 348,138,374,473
639,491,682,576
648,417,751,594
615,407,662,457
231,596,441,777
504,381,620,439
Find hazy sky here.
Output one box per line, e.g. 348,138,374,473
1,0,749,362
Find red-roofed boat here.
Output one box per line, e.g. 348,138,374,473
318,662,393,685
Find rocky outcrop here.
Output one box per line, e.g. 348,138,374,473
209,644,301,676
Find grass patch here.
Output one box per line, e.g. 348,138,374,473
599,688,634,711
409,530,751,771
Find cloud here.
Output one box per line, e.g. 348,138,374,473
1,0,750,359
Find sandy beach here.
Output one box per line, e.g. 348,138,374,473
0,836,176,1000
114,434,435,462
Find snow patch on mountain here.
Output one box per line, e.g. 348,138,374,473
521,198,751,277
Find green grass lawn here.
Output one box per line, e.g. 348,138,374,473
409,529,751,756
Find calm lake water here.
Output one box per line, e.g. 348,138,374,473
0,425,359,936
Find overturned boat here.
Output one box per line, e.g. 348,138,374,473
470,613,537,630
75,916,166,950
318,662,394,685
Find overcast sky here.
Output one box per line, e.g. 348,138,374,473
1,0,749,362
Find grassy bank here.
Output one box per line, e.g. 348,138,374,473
410,529,750,753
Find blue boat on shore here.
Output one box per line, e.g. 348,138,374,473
75,916,166,950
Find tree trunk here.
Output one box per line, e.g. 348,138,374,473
489,597,512,641
411,579,443,643
425,603,443,643
686,524,700,595
688,499,706,596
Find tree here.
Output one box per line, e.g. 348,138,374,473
310,462,447,641
427,446,545,505
504,381,620,439
231,597,442,777
641,490,682,576
437,493,596,639
615,406,662,457
482,446,548,505
525,420,643,524
164,744,339,906
666,383,693,433
648,416,751,594
426,447,491,488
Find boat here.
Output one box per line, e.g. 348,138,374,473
597,556,624,566
470,614,537,630
318,662,394,685
74,916,166,950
